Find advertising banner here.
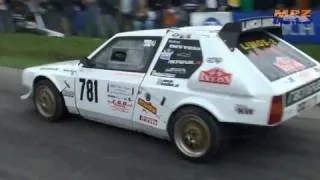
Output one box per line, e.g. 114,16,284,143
190,11,320,44
232,10,320,44
190,12,232,26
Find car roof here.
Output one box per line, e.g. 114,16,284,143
116,25,223,37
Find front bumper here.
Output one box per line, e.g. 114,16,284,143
20,86,32,100
21,68,36,100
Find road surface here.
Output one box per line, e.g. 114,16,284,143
0,66,319,180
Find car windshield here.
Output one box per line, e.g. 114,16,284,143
237,31,316,81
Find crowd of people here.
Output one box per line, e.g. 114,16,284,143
0,0,319,37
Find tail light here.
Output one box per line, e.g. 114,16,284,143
268,95,284,125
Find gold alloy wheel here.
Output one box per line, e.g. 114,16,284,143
35,86,56,118
174,115,211,158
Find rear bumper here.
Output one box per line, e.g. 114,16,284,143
281,93,320,123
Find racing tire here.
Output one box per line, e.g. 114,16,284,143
169,107,222,162
33,79,66,122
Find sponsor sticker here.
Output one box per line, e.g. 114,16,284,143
151,70,176,78
241,18,277,32
138,98,157,114
176,52,191,58
107,83,133,99
157,79,179,87
159,49,174,60
168,39,181,44
199,68,232,85
168,60,202,65
273,57,305,73
108,99,133,113
107,83,134,112
144,39,157,47
286,78,320,106
139,115,158,126
206,57,223,64
235,105,254,115
152,39,203,79
165,68,186,74
273,9,312,25
62,90,75,98
169,44,201,51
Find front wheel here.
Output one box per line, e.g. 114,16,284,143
170,107,222,162
33,79,66,122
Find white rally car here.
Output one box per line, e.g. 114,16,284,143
21,17,320,161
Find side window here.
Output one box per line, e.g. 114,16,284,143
92,37,161,72
151,39,203,78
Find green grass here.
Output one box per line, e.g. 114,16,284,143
0,56,53,68
294,44,320,61
0,33,104,68
0,33,320,69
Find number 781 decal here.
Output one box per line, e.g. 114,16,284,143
79,78,98,103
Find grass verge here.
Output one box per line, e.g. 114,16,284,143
0,33,103,68
0,33,320,69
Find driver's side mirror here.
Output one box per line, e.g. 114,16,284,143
80,57,96,68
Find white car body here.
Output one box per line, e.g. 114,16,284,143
21,19,320,141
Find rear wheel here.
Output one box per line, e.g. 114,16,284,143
169,107,222,162
33,79,66,122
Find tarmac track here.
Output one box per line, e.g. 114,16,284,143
0,66,319,180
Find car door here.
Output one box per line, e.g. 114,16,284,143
75,36,162,129
132,36,205,136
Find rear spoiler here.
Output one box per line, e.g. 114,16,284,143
218,16,282,51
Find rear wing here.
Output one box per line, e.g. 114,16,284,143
218,16,282,51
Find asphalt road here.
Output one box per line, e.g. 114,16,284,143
0,66,319,180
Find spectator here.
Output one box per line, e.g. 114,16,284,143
253,0,276,10
296,0,309,8
133,0,155,30
162,7,178,28
240,0,253,11
227,0,240,10
119,0,133,31
148,0,169,28
203,0,219,11
40,0,65,34
181,0,201,26
0,0,6,10
83,0,102,37
98,0,119,37
310,0,320,9
0,0,6,32
61,1,81,35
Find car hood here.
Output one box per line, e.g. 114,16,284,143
39,60,80,69
24,59,81,75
